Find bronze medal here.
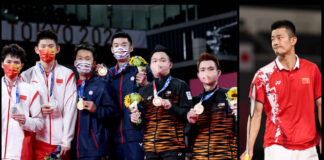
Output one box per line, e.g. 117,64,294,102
194,103,204,115
153,96,162,107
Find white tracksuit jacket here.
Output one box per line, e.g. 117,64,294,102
1,77,43,159
20,61,77,149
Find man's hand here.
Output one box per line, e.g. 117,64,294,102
41,105,54,114
162,99,171,109
60,145,70,157
240,151,253,160
187,108,199,124
83,101,97,113
136,72,148,86
11,114,26,125
130,110,141,124
95,64,104,72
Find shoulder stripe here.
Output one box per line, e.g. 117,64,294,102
29,91,39,108
66,73,75,86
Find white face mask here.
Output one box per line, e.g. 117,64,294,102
75,60,92,75
113,47,130,61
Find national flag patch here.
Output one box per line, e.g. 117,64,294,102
56,79,63,84
186,91,192,100
20,95,27,100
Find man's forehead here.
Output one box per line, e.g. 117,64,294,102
151,52,169,59
271,28,289,36
199,60,217,68
4,54,21,61
112,38,129,44
39,39,56,45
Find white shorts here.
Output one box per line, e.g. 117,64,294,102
265,144,318,160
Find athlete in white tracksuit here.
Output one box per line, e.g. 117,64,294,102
20,60,78,158
1,77,44,160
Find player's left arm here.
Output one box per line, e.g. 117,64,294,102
62,73,78,149
314,65,321,154
316,97,321,154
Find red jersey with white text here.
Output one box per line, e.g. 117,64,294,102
249,55,321,150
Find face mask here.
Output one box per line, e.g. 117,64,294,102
75,60,92,75
3,63,21,79
39,48,56,63
199,71,218,86
113,47,130,61
150,62,170,78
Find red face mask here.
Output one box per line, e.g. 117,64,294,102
3,63,21,79
39,48,56,63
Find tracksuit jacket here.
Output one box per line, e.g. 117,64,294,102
20,61,78,148
103,65,153,144
186,86,238,160
1,77,44,160
73,73,121,159
138,74,193,153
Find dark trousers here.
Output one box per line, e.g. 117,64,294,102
114,142,145,160
145,149,185,160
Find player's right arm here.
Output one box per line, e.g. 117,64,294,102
243,101,264,160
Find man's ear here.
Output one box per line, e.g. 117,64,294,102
129,45,134,53
291,36,297,46
21,63,24,69
35,46,39,55
56,45,61,54
217,69,222,76
92,61,97,68
169,62,173,68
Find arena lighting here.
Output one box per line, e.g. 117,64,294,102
206,21,237,55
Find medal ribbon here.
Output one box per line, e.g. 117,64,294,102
199,85,219,103
3,78,20,104
39,62,55,98
153,76,172,97
77,79,86,99
114,61,130,76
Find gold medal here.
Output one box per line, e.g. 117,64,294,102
153,96,162,107
98,67,108,77
194,103,204,115
77,98,84,110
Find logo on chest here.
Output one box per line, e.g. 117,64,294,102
301,77,310,84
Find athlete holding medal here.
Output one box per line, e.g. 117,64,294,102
131,45,193,160
185,52,238,160
21,30,78,160
70,43,121,160
1,44,43,160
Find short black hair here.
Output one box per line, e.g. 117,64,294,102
74,43,97,61
36,29,58,45
271,20,296,37
1,44,27,64
111,32,133,45
150,44,172,62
